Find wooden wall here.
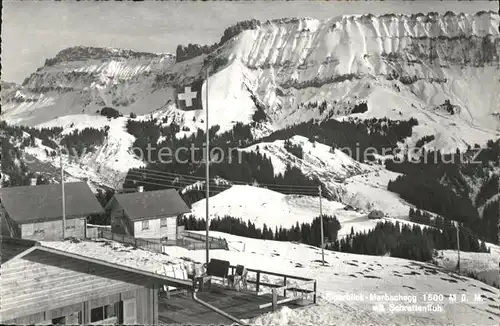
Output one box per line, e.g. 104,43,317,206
0,249,158,323
0,205,20,238
134,216,176,240
1,286,158,325
20,218,86,240
110,205,134,236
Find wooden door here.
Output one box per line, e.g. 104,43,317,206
122,298,136,325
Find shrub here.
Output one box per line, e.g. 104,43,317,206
352,102,368,114
100,107,122,119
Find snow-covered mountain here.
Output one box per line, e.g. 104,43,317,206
3,12,499,148
1,11,499,211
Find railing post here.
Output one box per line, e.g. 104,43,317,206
313,280,317,304
256,271,260,294
272,289,277,311
283,276,287,297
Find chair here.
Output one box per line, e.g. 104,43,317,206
228,265,248,291
201,259,230,288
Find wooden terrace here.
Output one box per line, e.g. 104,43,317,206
159,286,308,324
159,264,317,325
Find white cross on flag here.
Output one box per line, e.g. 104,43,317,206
175,79,203,111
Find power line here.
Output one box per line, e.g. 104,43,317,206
126,171,320,194
408,215,488,242
125,174,320,196
125,177,226,195
126,167,321,190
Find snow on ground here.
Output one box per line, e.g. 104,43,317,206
342,168,412,218
23,114,145,188
240,135,374,178
167,231,500,326
191,184,441,238
191,185,345,229
239,136,418,218
40,238,185,275
434,245,500,288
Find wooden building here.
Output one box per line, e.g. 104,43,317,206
0,182,104,240
0,236,192,325
107,187,190,242
368,210,384,219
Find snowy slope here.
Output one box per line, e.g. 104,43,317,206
24,115,144,188
191,184,345,228
167,231,500,326
240,137,417,216
240,135,374,178
435,247,500,288
190,184,436,238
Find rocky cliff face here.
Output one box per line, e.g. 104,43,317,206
2,12,499,149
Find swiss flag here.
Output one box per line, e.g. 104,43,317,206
175,79,204,111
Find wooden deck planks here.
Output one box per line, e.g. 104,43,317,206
159,286,308,324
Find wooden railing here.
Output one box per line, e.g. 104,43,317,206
260,280,316,310
228,265,317,310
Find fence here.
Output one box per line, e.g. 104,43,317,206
181,230,229,250
92,228,228,252
86,224,111,239
97,229,166,254
226,265,316,311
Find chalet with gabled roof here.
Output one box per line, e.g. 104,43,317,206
106,188,190,242
0,182,104,240
0,236,191,325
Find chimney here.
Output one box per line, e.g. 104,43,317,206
30,178,37,186
137,186,144,193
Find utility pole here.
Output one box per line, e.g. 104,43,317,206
59,148,66,239
455,221,460,273
319,186,324,265
205,65,210,266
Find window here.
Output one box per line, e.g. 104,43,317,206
90,304,117,323
141,220,149,230
34,222,44,235
160,218,168,227
52,316,66,325
66,219,76,229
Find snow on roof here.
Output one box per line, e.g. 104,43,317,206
39,238,186,275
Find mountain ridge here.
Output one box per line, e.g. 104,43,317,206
1,10,499,200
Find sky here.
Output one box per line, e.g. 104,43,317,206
2,0,498,83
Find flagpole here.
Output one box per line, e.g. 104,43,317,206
205,65,210,266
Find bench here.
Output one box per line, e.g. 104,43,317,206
161,265,189,298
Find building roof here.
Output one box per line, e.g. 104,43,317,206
0,182,104,224
108,188,190,221
0,236,192,288
368,210,384,218
0,237,37,264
